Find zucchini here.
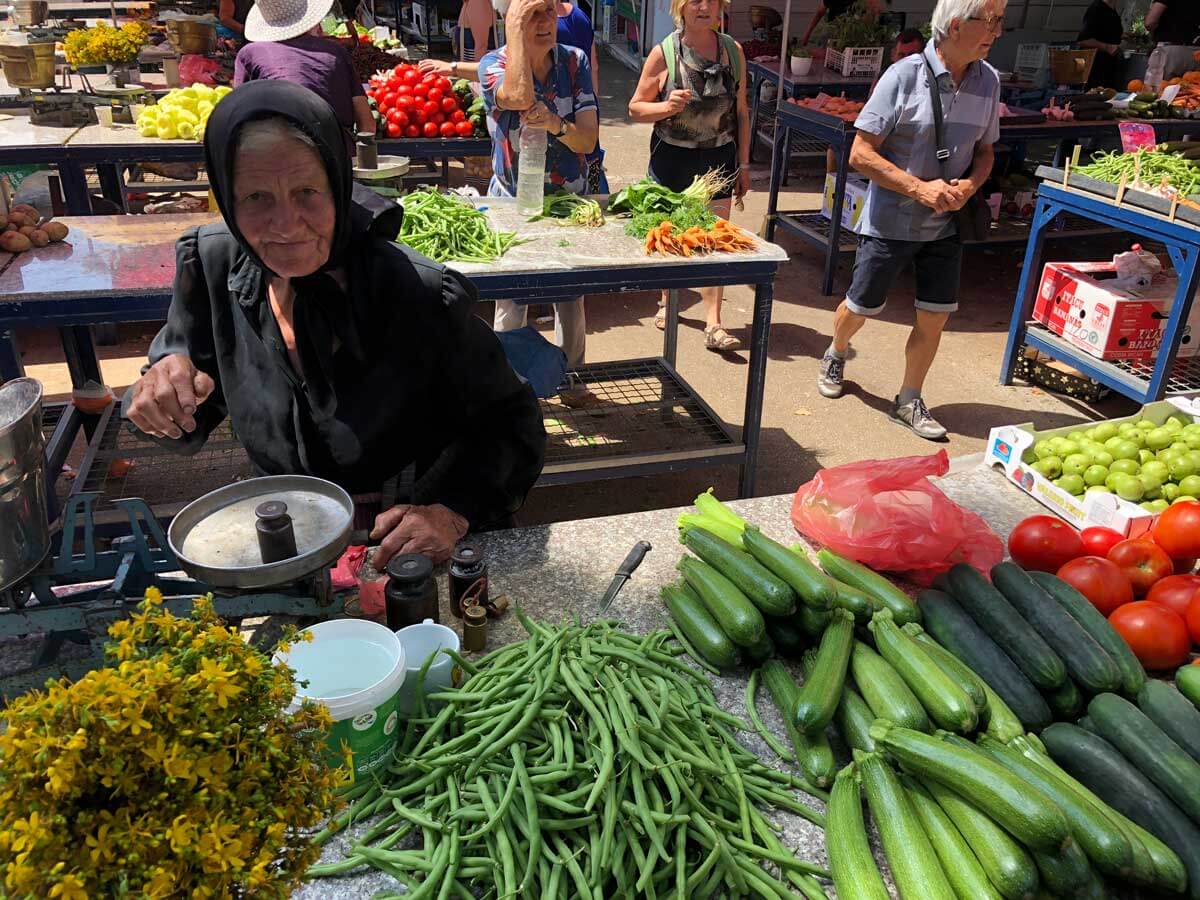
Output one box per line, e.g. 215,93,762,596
794,609,855,734
744,528,836,609
828,766,890,900
976,734,1133,879
818,549,921,624
1042,722,1197,898
761,659,835,789
981,679,1027,743
902,775,1004,900
1180,664,1200,709
1088,692,1200,825
681,526,796,616
1028,571,1146,695
677,554,765,648
765,614,806,658
795,604,831,638
870,611,978,733
742,630,774,662
1139,679,1200,763
869,721,1070,851
1033,837,1097,899
850,640,930,733
990,562,1122,694
918,589,1053,731
902,622,989,717
923,777,1040,900
835,684,877,753
945,563,1065,691
857,751,956,900
830,577,879,622
661,582,739,670
1044,676,1084,720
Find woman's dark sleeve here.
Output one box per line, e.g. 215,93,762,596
121,229,229,455
430,269,546,527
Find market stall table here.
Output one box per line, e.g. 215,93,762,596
0,203,787,512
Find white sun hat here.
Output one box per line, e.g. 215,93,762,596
244,0,336,43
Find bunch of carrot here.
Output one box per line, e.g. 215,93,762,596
644,219,757,256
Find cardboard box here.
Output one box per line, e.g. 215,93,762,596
821,173,867,233
1032,261,1200,361
986,398,1200,536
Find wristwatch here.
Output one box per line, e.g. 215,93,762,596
450,60,459,76
551,117,568,138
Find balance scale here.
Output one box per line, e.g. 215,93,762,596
0,476,355,701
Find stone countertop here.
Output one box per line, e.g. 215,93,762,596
295,462,1047,899
0,107,81,150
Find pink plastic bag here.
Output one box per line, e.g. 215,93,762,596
790,449,1003,585
178,54,222,87
330,544,386,618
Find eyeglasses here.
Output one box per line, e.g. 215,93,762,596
967,13,1004,31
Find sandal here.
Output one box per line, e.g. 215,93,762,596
704,326,741,352
654,310,666,331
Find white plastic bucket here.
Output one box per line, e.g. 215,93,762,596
276,619,406,780
395,618,460,715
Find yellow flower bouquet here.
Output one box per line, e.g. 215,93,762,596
0,589,347,898
63,22,150,67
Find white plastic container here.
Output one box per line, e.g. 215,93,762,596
394,618,460,715
94,106,114,128
516,124,547,217
276,619,406,781
790,55,812,77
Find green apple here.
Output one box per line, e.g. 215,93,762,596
1083,464,1110,486
1162,483,1182,502
1184,433,1200,450
1092,450,1114,468
1139,449,1156,465
1104,436,1126,451
1033,457,1063,479
1105,472,1126,491
1125,431,1147,450
1141,499,1171,513
1067,431,1086,443
1173,495,1197,504
1057,474,1086,496
1179,474,1200,497
1084,427,1102,442
1086,485,1113,496
1111,474,1145,502
1062,453,1092,477
1111,440,1141,461
1057,439,1082,457
1118,422,1139,435
1137,418,1157,430
1158,449,1183,465
1146,427,1175,451
1185,450,1200,472
1170,441,1190,453
1140,460,1171,485
1170,456,1197,481
1109,458,1140,476
1144,483,1163,501
1168,415,1190,429
1033,440,1057,460
1094,423,1119,441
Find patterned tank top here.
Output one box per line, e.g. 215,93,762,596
653,31,738,150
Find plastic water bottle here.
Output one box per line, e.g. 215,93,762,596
1145,44,1167,91
516,125,547,217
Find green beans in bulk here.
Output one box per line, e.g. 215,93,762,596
398,189,526,263
308,616,830,897
1076,148,1200,197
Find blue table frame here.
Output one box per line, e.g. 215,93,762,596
1000,181,1200,403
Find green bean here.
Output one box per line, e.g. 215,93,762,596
745,668,797,764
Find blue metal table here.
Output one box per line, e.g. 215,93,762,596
1000,180,1200,403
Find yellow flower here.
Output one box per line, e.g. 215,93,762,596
48,873,88,900
85,824,114,864
10,811,43,853
167,815,196,852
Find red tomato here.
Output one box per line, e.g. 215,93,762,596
1144,574,1200,620
1107,539,1175,597
402,68,419,86
439,121,457,137
397,95,416,111
386,121,402,137
1108,602,1192,670
386,108,404,125
386,74,401,90
432,112,446,124
392,110,409,129
404,124,420,137
1080,526,1125,558
441,96,458,113
413,81,429,98
1188,594,1200,644
382,90,397,107
451,109,467,123
422,121,439,137
1056,556,1134,616
411,108,426,125
423,100,440,117
1151,500,1200,560
437,76,453,94
1009,515,1085,572
427,87,444,103
1175,557,1197,574
455,120,474,136
396,84,413,97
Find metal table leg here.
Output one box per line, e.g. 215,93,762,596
739,279,774,497
59,325,104,439
57,160,92,216
999,196,1055,385
822,137,851,297
663,288,680,367
97,163,126,212
1146,243,1200,399
764,116,788,242
442,155,450,185
0,328,24,380
748,69,762,164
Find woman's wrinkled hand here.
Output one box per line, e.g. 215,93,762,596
663,89,692,116
126,354,215,439
371,503,469,568
418,58,452,77
735,167,751,200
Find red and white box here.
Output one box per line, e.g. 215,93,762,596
1032,261,1200,361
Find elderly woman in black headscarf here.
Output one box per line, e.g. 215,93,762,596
123,80,546,566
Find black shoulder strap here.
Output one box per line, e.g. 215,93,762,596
921,52,951,181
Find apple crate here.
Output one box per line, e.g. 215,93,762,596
986,398,1200,537
824,44,884,78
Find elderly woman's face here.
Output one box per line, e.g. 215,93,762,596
233,135,336,279
682,0,720,30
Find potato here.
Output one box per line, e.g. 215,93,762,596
10,204,39,220
0,231,33,252
17,226,35,237
29,230,49,248
43,221,69,242
2,223,15,232
7,212,30,228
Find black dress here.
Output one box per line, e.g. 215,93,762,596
1078,0,1124,88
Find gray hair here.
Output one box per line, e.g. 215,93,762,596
930,0,991,41
236,116,318,157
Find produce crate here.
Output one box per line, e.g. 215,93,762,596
824,44,884,78
986,398,1200,536
1049,48,1096,86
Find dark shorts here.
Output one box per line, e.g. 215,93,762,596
648,137,737,200
846,233,963,316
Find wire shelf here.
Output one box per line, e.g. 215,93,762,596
41,402,64,438
775,211,861,252
1024,322,1200,397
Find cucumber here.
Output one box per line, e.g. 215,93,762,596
1138,679,1200,763
743,528,836,609
818,549,921,624
795,604,831,638
918,589,1053,731
945,563,1065,691
869,721,1070,851
976,734,1133,879
1033,837,1097,899
857,751,956,900
828,766,890,900
1044,676,1084,720
765,614,806,658
1180,664,1200,709
1088,692,1200,825
1135,91,1159,102
677,554,765,648
830,577,879,622
761,659,835,788
661,582,739,670
850,640,930,732
990,562,1122,694
1027,571,1146,695
902,623,989,717
902,775,1004,900
794,609,855,734
681,526,796,616
870,611,978,733
1077,715,1098,734
1041,722,1197,898
835,684,877,753
922,777,1040,900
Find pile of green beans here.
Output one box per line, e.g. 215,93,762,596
398,189,525,263
1077,148,1200,198
307,613,830,899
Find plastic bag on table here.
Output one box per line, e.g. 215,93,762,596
178,54,222,86
790,449,1003,585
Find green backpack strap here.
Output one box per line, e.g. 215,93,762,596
661,32,678,95
719,32,742,87
663,31,742,91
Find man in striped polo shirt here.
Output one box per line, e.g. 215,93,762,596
817,0,1005,440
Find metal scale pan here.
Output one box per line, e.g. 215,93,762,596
168,475,353,589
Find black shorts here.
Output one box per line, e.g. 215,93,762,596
846,233,963,316
648,137,737,199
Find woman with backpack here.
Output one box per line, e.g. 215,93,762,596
628,0,749,353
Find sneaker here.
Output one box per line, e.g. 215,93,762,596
817,352,845,398
891,395,947,441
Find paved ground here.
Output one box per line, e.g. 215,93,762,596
12,48,1140,526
